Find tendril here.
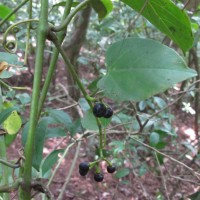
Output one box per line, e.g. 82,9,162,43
2,19,39,54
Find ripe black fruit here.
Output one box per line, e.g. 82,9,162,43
93,102,107,118
104,107,113,118
94,173,104,182
79,162,89,176
107,165,116,173
79,170,88,176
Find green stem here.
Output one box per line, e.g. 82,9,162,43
37,0,73,118
49,32,104,156
0,79,29,90
49,32,91,106
24,0,32,65
51,0,90,32
22,0,49,199
0,178,22,193
0,159,19,168
0,135,9,200
0,0,29,27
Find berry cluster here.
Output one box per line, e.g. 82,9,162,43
79,162,116,182
78,101,115,182
93,102,113,118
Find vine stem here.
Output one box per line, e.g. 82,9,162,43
0,159,19,168
24,0,32,65
49,32,103,155
2,19,38,53
37,0,73,118
51,0,91,32
22,0,49,199
0,0,29,27
0,135,9,200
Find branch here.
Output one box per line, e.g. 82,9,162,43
130,136,200,180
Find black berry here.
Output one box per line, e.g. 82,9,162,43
104,107,113,118
79,162,89,176
93,102,107,118
94,173,104,182
107,165,116,173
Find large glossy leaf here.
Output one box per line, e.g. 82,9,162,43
91,0,113,20
121,0,193,52
97,38,197,101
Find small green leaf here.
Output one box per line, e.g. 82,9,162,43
0,53,22,65
0,71,13,79
0,4,16,21
5,134,17,147
181,141,197,155
3,111,22,135
139,164,148,176
41,149,64,177
115,168,130,178
109,140,125,154
81,109,111,130
47,109,72,130
120,0,194,51
22,117,50,170
98,38,197,101
0,107,16,125
150,132,160,146
91,0,113,20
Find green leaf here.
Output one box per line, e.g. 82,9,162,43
3,111,22,135
139,164,148,176
115,168,130,178
0,71,13,79
109,140,125,154
150,132,160,146
91,0,113,20
181,141,197,155
81,109,111,130
120,0,193,51
0,53,21,65
184,191,200,200
0,4,16,21
5,134,17,147
98,38,197,101
22,117,50,171
0,107,16,125
47,109,72,130
41,149,64,177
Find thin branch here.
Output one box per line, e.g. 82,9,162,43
130,137,200,180
155,152,170,200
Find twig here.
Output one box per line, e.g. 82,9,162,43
141,80,200,132
130,137,200,180
155,152,170,200
57,141,81,200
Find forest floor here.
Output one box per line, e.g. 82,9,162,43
6,56,200,200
